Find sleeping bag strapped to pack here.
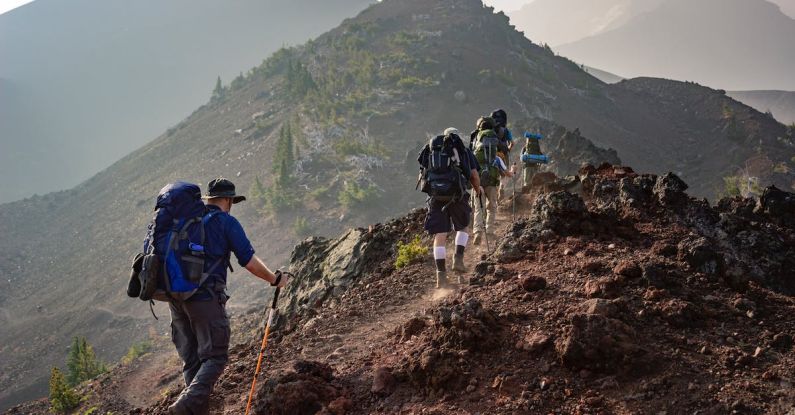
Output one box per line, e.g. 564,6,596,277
475,129,503,187
522,131,546,165
130,181,226,303
420,134,465,202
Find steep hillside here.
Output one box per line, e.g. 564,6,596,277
1,0,793,408
728,90,795,124
556,0,795,90
0,0,373,203
8,165,794,414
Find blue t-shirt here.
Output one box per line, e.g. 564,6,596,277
497,126,513,143
195,205,255,297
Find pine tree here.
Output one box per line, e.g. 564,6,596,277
211,76,224,102
49,367,80,412
66,336,106,386
249,176,267,208
272,125,295,186
66,337,82,385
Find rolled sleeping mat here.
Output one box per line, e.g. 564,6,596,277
521,153,549,164
524,131,543,140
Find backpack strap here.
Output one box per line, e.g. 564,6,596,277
200,210,232,277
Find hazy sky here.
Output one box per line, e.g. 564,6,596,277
484,0,795,17
3,0,793,17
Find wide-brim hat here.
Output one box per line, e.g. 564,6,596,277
201,178,246,204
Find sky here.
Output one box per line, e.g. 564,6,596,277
3,0,792,17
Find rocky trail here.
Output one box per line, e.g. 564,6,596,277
7,164,795,414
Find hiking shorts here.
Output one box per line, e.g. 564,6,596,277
424,196,471,235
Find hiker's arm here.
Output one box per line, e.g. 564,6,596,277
245,255,289,288
469,169,481,195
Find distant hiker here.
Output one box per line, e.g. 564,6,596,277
151,179,289,415
521,132,547,191
491,109,514,201
471,116,515,245
418,127,481,288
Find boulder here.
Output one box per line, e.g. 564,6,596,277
371,367,396,395
584,277,623,299
756,186,795,229
677,237,724,276
653,172,688,207
519,275,547,291
613,260,642,278
556,314,642,372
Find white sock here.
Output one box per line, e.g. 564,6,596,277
434,246,446,260
455,231,469,247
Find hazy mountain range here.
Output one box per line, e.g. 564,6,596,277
0,0,373,204
727,90,795,124
509,0,795,90
582,66,795,124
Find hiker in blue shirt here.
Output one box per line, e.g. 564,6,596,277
168,178,289,415
491,109,514,201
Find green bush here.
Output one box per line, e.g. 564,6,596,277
121,340,153,365
66,337,107,386
49,367,80,413
396,76,435,90
292,217,313,237
395,236,427,269
338,181,379,209
723,176,741,197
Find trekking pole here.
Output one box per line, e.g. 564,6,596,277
511,162,517,222
245,272,293,415
478,193,490,252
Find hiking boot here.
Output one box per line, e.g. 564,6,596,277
436,271,448,289
452,253,466,274
167,400,191,415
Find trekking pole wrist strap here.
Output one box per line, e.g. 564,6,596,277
271,270,282,287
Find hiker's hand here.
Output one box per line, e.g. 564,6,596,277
271,270,290,288
277,273,289,288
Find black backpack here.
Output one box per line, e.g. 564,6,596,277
419,135,465,202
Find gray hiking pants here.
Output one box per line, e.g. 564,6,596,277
169,295,230,414
523,163,539,188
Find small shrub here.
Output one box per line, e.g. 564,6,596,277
396,76,435,90
122,340,152,365
723,176,741,197
774,162,790,174
292,217,313,237
338,181,379,209
49,367,80,413
395,236,427,269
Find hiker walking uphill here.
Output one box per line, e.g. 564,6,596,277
521,132,548,191
128,179,289,415
470,116,515,246
418,127,481,288
490,109,515,201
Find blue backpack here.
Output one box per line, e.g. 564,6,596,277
132,182,226,303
